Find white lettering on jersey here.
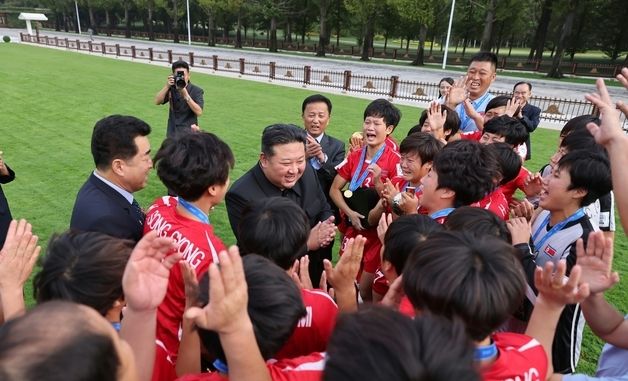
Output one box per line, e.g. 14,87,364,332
504,368,540,381
297,306,313,328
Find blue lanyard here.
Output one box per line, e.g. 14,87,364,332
459,92,491,131
348,145,386,192
111,322,121,332
532,209,585,253
474,341,498,361
430,208,455,220
213,359,229,374
178,198,210,225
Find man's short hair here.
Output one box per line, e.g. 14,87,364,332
403,231,525,341
197,255,306,361
560,115,600,138
489,142,522,185
469,52,498,70
383,214,443,275
302,94,332,114
91,115,151,170
399,132,444,166
34,231,132,316
445,206,511,242
171,60,190,72
364,99,402,129
238,197,309,270
324,306,479,381
559,129,603,154
154,131,234,201
0,301,119,381
513,81,532,91
261,124,307,158
483,115,529,147
557,149,612,207
416,104,460,139
485,95,511,112
433,140,499,207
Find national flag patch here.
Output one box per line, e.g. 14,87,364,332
544,245,557,257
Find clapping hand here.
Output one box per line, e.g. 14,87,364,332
576,231,619,295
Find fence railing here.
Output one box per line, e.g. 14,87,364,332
20,33,628,130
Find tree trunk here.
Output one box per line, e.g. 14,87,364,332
124,1,131,38
148,2,155,41
531,0,553,61
461,31,470,58
88,4,97,34
316,0,329,57
172,0,180,43
428,30,435,56
55,12,61,31
568,4,587,62
269,16,278,52
479,0,495,51
495,21,504,56
286,20,292,42
235,13,242,48
405,36,410,53
360,17,375,61
411,24,428,66
207,12,215,46
547,0,578,78
335,0,341,47
383,34,388,52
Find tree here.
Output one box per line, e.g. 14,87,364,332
594,0,628,61
313,0,331,56
547,0,579,78
224,0,247,48
198,0,221,45
391,0,436,65
252,0,294,52
479,0,495,51
345,0,377,61
528,0,553,61
136,0,157,40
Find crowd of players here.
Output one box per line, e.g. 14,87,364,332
0,51,627,381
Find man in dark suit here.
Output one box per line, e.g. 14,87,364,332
70,115,153,242
226,124,336,285
302,94,346,221
0,153,15,248
513,81,541,160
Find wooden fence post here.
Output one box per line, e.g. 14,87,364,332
389,76,399,98
343,70,352,91
269,62,276,80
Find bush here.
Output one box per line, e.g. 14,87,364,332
3,36,10,43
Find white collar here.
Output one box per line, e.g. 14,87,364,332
93,170,134,204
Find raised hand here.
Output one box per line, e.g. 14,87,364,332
506,217,531,245
426,102,447,141
510,198,535,221
181,261,200,309
584,78,624,146
576,232,619,295
323,235,366,311
446,75,468,107
0,219,40,292
523,172,543,197
122,231,180,312
377,213,393,244
290,255,313,290
534,260,590,308
505,97,522,118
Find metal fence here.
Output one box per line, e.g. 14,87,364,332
20,33,628,130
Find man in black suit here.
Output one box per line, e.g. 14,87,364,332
226,124,336,285
513,81,541,160
302,94,346,220
0,153,15,248
70,115,153,242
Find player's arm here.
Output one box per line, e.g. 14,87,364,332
330,174,364,230
155,75,174,105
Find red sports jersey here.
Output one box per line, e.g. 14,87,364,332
372,270,390,297
482,333,548,381
398,296,416,318
275,289,338,359
175,353,326,381
472,188,509,220
499,167,531,205
337,145,401,273
385,136,399,152
144,196,226,381
461,130,482,141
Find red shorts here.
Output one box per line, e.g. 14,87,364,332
340,227,381,274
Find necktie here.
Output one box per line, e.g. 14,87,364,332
131,199,145,223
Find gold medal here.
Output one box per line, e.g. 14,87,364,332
344,189,353,198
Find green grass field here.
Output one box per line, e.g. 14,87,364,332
1,42,625,375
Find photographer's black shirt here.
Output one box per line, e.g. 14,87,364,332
163,82,204,137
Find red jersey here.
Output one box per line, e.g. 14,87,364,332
275,289,338,359
461,130,482,141
336,145,401,273
385,136,399,152
472,188,509,220
499,167,531,205
372,270,389,297
144,196,226,381
482,333,548,381
176,353,325,381
398,296,416,318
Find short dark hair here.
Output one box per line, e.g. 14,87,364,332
489,142,522,185
483,115,528,147
261,124,307,157
171,60,190,72
445,206,511,242
439,77,455,86
403,231,525,341
433,140,499,207
91,115,151,170
558,150,612,207
513,81,532,91
560,115,600,138
383,214,443,274
34,231,132,316
238,197,309,270
154,131,234,201
399,132,444,165
469,52,498,70
302,94,332,114
485,95,511,112
197,255,306,362
417,104,460,140
364,99,402,129
324,306,479,381
559,129,600,153
0,301,119,381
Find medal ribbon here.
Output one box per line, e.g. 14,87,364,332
429,207,455,220
178,198,210,225
532,209,585,255
348,145,386,192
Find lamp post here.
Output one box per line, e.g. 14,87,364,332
442,0,456,69
186,0,191,45
74,0,82,34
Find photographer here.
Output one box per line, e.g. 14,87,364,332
154,60,204,138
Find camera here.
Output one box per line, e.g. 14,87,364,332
174,71,186,90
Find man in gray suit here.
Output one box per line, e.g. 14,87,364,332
302,94,346,220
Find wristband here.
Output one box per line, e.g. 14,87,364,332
184,96,191,102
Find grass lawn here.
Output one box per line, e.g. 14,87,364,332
1,42,625,375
